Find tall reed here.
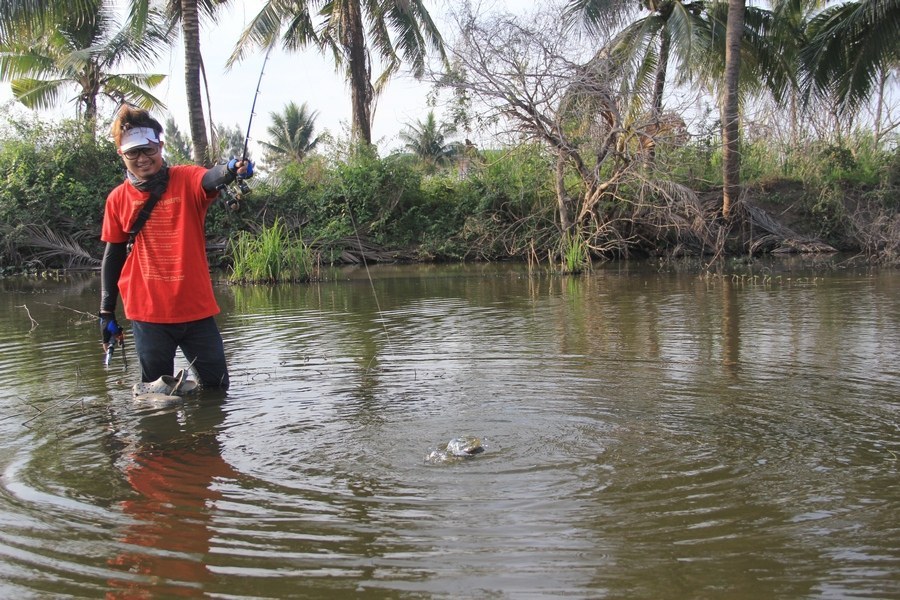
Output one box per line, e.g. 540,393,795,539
228,218,315,284
559,229,589,274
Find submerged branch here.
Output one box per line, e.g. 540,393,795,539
16,304,39,332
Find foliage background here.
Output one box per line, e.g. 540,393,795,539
0,108,897,272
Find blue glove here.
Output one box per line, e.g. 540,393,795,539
100,312,123,348
227,158,255,179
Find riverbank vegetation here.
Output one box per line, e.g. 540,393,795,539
0,1,897,276
1,111,895,275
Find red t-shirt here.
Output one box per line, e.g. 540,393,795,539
101,165,220,323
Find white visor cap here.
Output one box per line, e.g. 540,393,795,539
119,127,161,152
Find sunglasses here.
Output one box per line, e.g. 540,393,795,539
123,146,159,160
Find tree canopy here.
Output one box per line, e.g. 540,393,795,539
260,101,320,168
0,0,170,131
229,0,446,145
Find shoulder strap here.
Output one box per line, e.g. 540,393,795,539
126,189,164,254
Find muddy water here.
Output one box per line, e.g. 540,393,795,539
0,261,897,598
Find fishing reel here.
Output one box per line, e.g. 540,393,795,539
219,178,251,212
220,157,255,211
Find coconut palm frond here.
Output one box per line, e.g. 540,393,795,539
9,77,66,110
232,0,444,144
648,179,703,213
565,0,637,37
634,178,714,244
800,0,900,112
102,73,167,110
19,223,100,268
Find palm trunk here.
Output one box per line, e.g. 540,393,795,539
874,68,886,144
647,29,670,163
84,97,97,133
721,0,745,219
343,0,372,145
181,0,210,165
83,65,99,137
652,29,669,115
790,92,798,147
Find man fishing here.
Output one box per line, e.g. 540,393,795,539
100,105,253,390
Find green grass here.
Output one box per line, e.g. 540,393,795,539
228,218,315,284
559,229,589,274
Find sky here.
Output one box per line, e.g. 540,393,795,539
0,0,534,158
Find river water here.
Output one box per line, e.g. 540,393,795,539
0,260,897,599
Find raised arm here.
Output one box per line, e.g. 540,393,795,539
201,159,254,192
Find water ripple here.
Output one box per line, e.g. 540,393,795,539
0,266,898,598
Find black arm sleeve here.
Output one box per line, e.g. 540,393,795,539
201,162,236,192
100,242,128,314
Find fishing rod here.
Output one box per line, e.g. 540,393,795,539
221,43,274,211
241,42,274,163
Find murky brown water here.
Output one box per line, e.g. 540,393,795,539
0,260,898,599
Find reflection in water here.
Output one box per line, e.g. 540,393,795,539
721,277,741,375
106,400,235,598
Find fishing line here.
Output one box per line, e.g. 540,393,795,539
233,42,396,368
344,201,398,367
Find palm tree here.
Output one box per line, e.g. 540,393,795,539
800,0,900,114
121,0,232,164
398,111,458,171
565,0,704,121
212,122,245,160
260,101,320,168
566,0,786,120
722,0,746,218
230,0,446,146
4,0,245,164
0,0,170,133
163,118,243,164
567,0,787,218
177,0,208,164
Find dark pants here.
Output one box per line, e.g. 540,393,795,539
131,317,229,389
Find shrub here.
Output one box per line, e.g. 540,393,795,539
0,113,122,266
252,149,428,251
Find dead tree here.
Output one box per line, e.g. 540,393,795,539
439,4,710,257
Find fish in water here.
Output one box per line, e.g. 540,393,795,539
132,369,198,407
131,392,184,409
425,436,486,464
